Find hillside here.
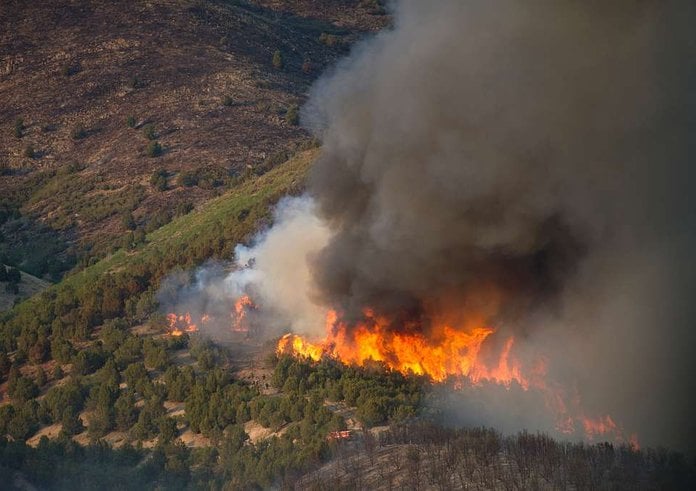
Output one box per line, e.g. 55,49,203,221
0,0,387,278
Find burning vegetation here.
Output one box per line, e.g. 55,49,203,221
275,304,638,447
166,294,256,338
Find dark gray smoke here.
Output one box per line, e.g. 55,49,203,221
302,1,696,451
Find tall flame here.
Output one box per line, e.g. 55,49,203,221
276,308,638,446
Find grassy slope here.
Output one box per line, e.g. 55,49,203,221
7,147,317,319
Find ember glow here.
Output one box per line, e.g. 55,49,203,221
276,308,638,447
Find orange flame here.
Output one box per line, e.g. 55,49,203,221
276,308,638,445
166,312,198,337
232,294,254,332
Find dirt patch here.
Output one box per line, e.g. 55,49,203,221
0,265,51,311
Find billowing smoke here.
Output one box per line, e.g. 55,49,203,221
163,1,696,451
300,0,696,451
158,196,330,340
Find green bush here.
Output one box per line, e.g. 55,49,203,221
150,169,167,191
178,171,198,187
285,104,300,126
126,115,136,128
223,95,234,107
24,145,36,159
142,124,156,140
272,50,283,69
146,141,162,158
71,125,87,140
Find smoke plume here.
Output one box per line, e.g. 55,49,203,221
300,0,696,451
164,1,696,451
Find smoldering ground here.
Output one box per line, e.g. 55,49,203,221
161,1,696,452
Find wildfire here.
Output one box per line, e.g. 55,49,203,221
166,295,258,338
276,308,638,446
232,294,254,332
166,312,199,336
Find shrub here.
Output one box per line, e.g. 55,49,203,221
272,50,283,69
178,170,198,187
24,145,36,159
121,212,136,231
146,141,162,158
142,124,156,140
174,202,193,217
319,33,342,47
126,115,136,128
223,95,234,107
71,125,87,140
285,104,299,126
150,169,167,191
62,62,81,77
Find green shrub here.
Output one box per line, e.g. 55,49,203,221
126,115,136,128
174,202,193,217
146,141,162,158
71,125,87,140
223,95,234,107
150,169,167,191
178,171,198,187
285,104,300,126
121,212,136,231
142,124,156,140
24,145,36,159
319,33,342,47
272,50,283,69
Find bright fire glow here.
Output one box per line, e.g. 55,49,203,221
276,308,638,446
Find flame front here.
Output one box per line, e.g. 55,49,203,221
276,308,638,445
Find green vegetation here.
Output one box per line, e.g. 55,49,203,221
272,49,283,69
24,145,36,159
318,32,343,47
285,104,300,126
149,168,167,191
126,115,136,128
142,123,156,141
146,141,162,157
71,125,87,140
223,95,234,107
2,146,689,489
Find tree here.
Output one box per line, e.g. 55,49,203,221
146,141,163,157
149,169,167,191
71,125,87,140
60,407,84,435
142,124,156,140
10,376,39,403
272,50,283,69
35,367,46,387
285,104,299,126
114,390,138,430
24,145,36,159
121,212,136,230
